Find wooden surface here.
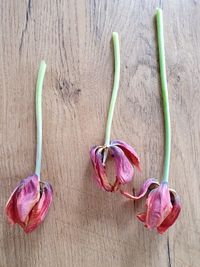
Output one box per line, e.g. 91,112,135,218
0,0,200,266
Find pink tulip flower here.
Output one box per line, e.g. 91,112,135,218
90,33,141,193
121,179,181,233
5,175,53,233
90,140,141,192
120,9,181,234
5,61,53,233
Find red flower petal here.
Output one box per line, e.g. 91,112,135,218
90,146,104,187
110,145,134,184
5,181,22,225
111,140,141,171
146,182,172,229
120,178,159,200
90,141,141,192
5,175,40,224
90,146,113,192
24,182,53,233
157,193,181,234
16,175,40,223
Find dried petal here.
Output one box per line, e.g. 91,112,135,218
24,182,53,233
90,141,141,192
90,146,104,187
5,181,22,225
5,175,40,224
157,193,181,234
111,140,141,171
110,145,133,184
90,146,113,191
120,178,159,200
146,182,172,229
133,179,181,234
16,175,40,222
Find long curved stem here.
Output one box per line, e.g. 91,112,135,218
104,32,120,147
35,61,47,178
156,8,171,183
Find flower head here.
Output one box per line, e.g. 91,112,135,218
121,178,181,234
5,175,53,233
90,140,141,192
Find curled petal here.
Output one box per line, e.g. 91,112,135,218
95,149,114,192
90,146,103,187
134,181,181,234
90,141,141,192
5,175,40,224
146,182,172,229
24,182,53,233
157,193,181,234
120,178,159,200
111,140,141,171
90,146,113,192
5,181,22,225
110,145,133,184
16,175,40,223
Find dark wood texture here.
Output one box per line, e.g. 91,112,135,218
0,0,199,266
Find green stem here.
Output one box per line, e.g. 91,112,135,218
156,8,171,183
35,61,47,178
104,32,120,147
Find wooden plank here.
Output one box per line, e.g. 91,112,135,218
0,0,199,266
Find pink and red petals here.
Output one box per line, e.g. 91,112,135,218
157,194,181,234
111,140,141,171
96,151,113,192
120,178,159,200
90,140,141,193
90,146,103,187
110,145,133,184
134,180,181,233
137,178,159,197
16,175,40,222
90,147,104,185
5,175,53,233
5,184,22,225
91,147,113,192
24,182,53,233
145,182,172,229
5,175,40,224
90,145,119,192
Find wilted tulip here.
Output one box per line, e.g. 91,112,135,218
121,179,181,233
90,140,140,192
5,175,53,233
90,33,141,193
5,61,53,233
121,9,181,234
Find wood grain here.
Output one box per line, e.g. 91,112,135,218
0,0,200,266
